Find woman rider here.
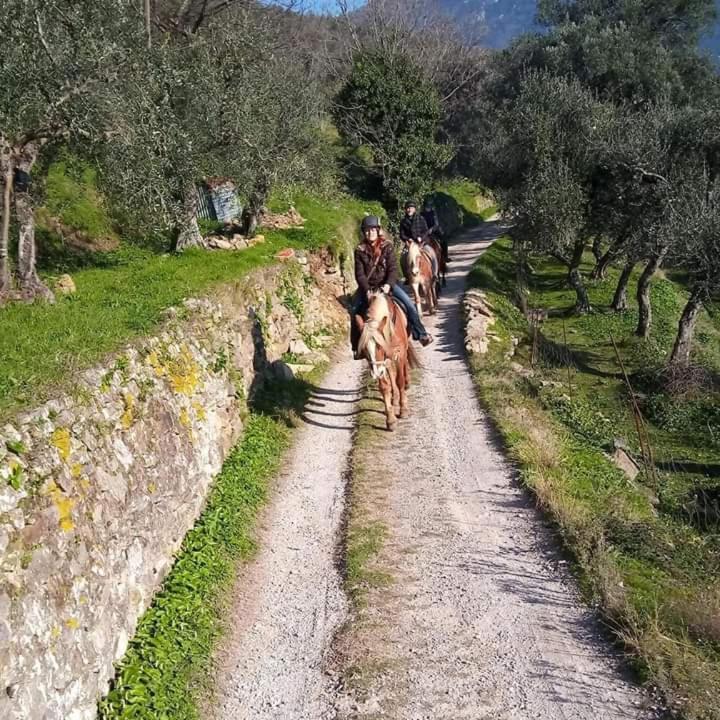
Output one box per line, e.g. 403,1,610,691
351,215,434,359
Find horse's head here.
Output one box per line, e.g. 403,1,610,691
357,292,393,380
407,241,422,279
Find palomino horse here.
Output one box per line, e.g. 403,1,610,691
426,235,447,287
356,292,419,431
405,241,438,317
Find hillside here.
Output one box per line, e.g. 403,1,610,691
437,0,720,54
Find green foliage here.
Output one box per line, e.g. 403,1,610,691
334,50,453,206
5,440,26,456
42,157,118,240
98,414,286,719
7,464,23,491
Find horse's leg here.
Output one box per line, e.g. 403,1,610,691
390,363,401,418
413,281,423,319
397,355,409,417
380,377,396,431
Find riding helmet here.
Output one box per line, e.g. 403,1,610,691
404,200,416,210
361,215,381,231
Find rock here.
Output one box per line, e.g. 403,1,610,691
303,351,330,365
289,338,311,356
612,447,641,480
207,237,234,251
286,363,315,375
276,248,295,261
271,360,294,382
247,234,265,246
55,275,76,295
231,234,249,249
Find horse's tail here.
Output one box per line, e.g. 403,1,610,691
407,341,422,369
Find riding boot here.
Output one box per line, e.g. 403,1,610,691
350,318,362,359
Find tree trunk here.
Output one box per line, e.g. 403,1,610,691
14,143,52,302
176,185,205,251
242,178,269,239
569,239,591,314
611,261,635,312
592,235,628,280
635,250,666,338
0,159,12,298
669,286,704,366
591,236,603,263
513,239,529,315
145,0,152,48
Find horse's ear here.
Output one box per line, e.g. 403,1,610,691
378,316,388,334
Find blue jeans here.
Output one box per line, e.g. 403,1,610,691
350,285,429,350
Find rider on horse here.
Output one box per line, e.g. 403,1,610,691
400,200,439,281
422,200,450,263
351,215,434,359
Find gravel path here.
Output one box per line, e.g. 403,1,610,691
212,221,652,720
212,358,363,720
333,221,653,719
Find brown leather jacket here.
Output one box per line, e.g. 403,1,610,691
354,240,398,294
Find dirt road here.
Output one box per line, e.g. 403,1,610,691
212,222,652,719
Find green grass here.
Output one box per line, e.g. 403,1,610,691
0,192,381,421
344,380,393,609
99,359,331,719
467,238,720,720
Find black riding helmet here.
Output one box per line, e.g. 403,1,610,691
404,200,416,210
361,215,381,231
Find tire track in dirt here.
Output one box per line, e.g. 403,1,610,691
211,357,363,720
332,221,655,720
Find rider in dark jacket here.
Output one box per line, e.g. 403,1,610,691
422,200,450,263
351,215,433,358
399,201,430,244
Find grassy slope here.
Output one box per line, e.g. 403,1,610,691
0,188,381,421
468,238,720,719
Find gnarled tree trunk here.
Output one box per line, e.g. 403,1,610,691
591,236,603,263
635,250,667,338
569,239,591,314
14,143,53,302
592,234,628,280
242,177,269,239
669,286,704,366
611,261,636,312
0,158,12,298
176,185,205,251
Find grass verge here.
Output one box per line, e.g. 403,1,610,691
98,359,331,719
467,237,720,720
344,376,393,609
0,192,381,421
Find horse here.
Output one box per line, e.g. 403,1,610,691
426,235,447,288
356,292,419,431
405,241,438,317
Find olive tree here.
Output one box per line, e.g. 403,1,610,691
333,49,453,208
0,0,144,301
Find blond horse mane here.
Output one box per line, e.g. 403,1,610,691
357,293,394,359
407,241,423,275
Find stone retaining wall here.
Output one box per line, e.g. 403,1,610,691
0,255,348,720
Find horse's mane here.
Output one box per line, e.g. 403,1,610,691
357,293,393,356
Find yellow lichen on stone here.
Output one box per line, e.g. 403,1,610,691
46,480,76,532
169,346,201,396
65,618,80,630
148,482,157,494
179,407,192,429
192,402,207,422
121,393,135,429
146,350,165,378
51,625,61,639
71,463,83,479
51,428,72,462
